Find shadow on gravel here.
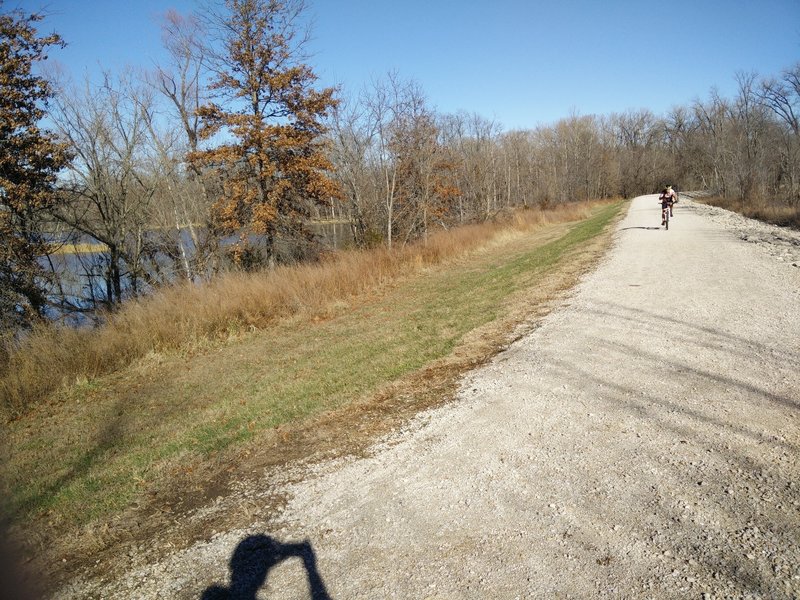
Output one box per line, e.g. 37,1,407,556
201,534,332,600
590,301,800,370
546,301,799,596
548,358,797,596
619,226,663,231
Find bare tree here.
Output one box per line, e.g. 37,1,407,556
498,130,535,208
362,73,416,248
387,83,457,244
759,63,800,135
153,9,206,157
609,109,663,196
51,73,158,307
327,95,382,246
146,9,218,280
445,112,501,220
729,72,770,202
759,63,800,204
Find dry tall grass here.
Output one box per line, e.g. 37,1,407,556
1,203,595,418
701,195,800,229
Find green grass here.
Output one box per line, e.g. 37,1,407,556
2,201,623,532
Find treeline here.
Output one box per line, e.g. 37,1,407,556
1,0,798,331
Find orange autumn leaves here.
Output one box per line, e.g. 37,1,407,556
0,8,71,325
189,0,342,267
189,1,460,266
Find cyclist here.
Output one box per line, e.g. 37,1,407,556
659,185,677,224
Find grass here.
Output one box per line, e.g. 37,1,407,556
1,203,604,419
1,200,623,565
48,242,110,254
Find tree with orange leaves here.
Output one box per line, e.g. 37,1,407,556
193,0,341,269
0,6,70,329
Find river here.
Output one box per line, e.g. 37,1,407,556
43,221,354,324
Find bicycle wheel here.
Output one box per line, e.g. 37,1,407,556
665,210,669,230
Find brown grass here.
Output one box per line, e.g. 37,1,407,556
699,195,800,229
1,203,595,419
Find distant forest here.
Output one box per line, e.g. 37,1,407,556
1,0,798,329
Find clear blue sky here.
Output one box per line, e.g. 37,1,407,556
11,0,800,130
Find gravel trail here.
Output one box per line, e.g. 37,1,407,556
57,196,800,599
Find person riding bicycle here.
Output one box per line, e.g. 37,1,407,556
659,185,677,224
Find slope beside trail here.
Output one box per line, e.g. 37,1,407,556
57,195,800,599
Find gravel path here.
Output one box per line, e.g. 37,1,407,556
57,196,800,599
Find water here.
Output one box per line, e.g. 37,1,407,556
311,220,353,250
42,222,354,324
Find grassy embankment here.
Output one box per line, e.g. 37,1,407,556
697,195,800,229
1,200,623,554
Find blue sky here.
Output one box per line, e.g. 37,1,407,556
11,0,800,130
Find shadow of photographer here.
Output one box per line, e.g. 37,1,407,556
201,534,331,600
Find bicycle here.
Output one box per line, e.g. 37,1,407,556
659,185,676,229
